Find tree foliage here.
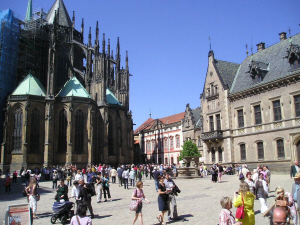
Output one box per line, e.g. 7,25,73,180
178,140,201,161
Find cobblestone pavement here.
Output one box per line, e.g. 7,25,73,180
0,174,293,224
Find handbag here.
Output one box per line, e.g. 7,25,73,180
35,193,40,201
235,195,245,219
129,189,140,211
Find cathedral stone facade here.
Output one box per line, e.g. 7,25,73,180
0,0,134,172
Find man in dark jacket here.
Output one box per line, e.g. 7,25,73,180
78,179,94,218
291,161,299,179
164,172,178,221
117,165,123,187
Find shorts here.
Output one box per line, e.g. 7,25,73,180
136,203,142,214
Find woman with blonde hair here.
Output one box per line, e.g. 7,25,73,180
233,182,255,225
25,177,38,219
219,196,242,225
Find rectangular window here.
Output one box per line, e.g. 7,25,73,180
216,114,221,130
170,139,173,148
152,141,155,150
240,144,246,161
165,139,168,149
295,95,300,117
273,100,282,121
237,109,244,128
257,142,264,160
254,105,262,125
210,116,214,131
171,157,174,165
165,158,168,165
198,136,201,147
277,139,285,158
176,137,180,147
211,148,215,163
218,147,222,162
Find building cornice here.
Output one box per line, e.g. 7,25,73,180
228,71,300,102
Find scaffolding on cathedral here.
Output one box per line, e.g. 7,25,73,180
17,8,49,88
0,9,20,143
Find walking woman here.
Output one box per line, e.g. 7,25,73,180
25,177,38,219
255,172,268,213
218,196,242,225
70,202,92,225
132,181,150,225
157,175,171,225
233,182,255,225
211,165,218,183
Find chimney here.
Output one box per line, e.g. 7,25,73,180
279,32,287,41
256,42,265,52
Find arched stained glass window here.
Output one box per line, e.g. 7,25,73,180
58,109,67,153
30,108,40,152
75,109,84,153
13,107,23,151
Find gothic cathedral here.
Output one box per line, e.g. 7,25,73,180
0,0,134,171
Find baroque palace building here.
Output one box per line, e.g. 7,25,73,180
201,32,300,172
134,112,185,165
0,0,134,171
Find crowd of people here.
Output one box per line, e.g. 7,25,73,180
2,161,300,225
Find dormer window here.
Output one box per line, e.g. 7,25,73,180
286,43,300,70
248,60,269,84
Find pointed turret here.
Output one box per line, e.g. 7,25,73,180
116,37,120,70
126,51,129,70
108,39,110,57
81,18,84,42
88,27,92,47
102,33,106,54
45,0,72,27
95,21,99,43
72,11,75,28
25,0,33,22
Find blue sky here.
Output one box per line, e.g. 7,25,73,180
2,0,300,130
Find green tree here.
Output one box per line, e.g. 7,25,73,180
178,140,201,161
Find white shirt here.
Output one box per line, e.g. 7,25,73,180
75,174,83,181
71,185,80,199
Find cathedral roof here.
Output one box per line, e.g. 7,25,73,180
56,76,92,98
12,73,46,96
106,88,122,105
230,33,300,94
45,0,72,27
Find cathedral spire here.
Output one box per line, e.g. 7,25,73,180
45,0,72,27
108,39,110,57
95,21,99,43
102,33,105,54
81,18,84,42
25,0,33,22
126,51,128,70
72,11,75,28
88,27,91,47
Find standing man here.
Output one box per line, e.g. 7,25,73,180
164,172,178,221
152,167,160,192
291,161,299,179
117,165,123,187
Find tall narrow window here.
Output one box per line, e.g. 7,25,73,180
273,100,282,121
277,139,285,158
30,108,40,152
254,105,262,124
58,109,67,153
176,136,180,147
209,116,214,131
257,142,264,160
237,109,244,128
170,138,173,148
197,136,201,147
218,147,222,162
295,95,300,117
13,108,23,151
240,144,246,161
75,109,84,153
152,141,156,150
108,116,114,155
216,114,221,130
165,139,168,149
211,148,215,163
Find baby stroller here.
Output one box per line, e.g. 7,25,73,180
51,201,74,224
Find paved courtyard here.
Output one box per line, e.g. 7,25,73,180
0,173,293,224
